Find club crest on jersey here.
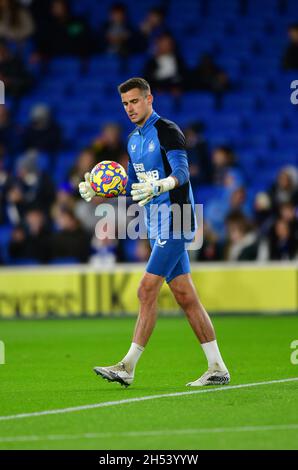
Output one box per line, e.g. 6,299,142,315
148,140,155,152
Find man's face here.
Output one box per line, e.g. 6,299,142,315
156,36,173,55
0,44,8,61
289,27,298,44
212,149,227,167
121,88,153,126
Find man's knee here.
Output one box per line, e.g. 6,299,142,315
137,276,161,304
171,285,196,310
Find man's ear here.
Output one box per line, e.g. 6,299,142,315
147,94,153,105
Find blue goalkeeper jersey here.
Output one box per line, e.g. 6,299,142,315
127,111,196,240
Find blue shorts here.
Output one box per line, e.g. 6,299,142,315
146,237,190,284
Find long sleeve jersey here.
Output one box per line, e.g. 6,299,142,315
126,111,196,240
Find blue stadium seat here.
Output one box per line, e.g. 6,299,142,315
222,94,256,112
88,55,120,74
180,93,215,113
50,257,80,265
245,114,284,133
48,57,82,78
0,225,12,264
10,258,40,266
193,185,226,206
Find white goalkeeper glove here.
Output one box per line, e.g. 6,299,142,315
78,172,96,202
131,173,176,207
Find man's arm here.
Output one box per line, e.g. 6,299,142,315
166,149,190,187
158,119,190,187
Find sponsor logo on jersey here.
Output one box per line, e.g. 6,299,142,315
133,163,145,172
135,170,160,182
131,144,136,152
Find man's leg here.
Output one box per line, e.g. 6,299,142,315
168,272,230,386
132,272,164,346
94,272,164,386
169,273,215,344
94,237,187,387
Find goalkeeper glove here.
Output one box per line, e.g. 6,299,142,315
131,172,176,207
78,172,96,202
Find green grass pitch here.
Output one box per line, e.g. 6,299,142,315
0,315,298,450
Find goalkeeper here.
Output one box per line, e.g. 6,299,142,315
79,77,230,387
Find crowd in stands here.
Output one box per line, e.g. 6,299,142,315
0,0,297,265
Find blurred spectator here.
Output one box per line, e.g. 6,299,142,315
68,148,96,192
204,185,249,241
51,207,90,262
190,54,230,93
8,208,51,263
139,7,167,51
211,145,242,187
5,181,24,224
229,187,252,217
89,234,118,266
282,23,298,70
268,218,297,260
223,168,244,191
184,122,211,186
0,0,34,43
35,0,91,58
0,39,32,97
27,0,51,24
90,123,128,167
0,104,15,155
22,104,63,154
204,191,229,240
5,150,55,224
75,193,125,239
74,196,102,233
224,211,259,261
144,33,187,93
98,3,134,56
134,239,150,261
268,166,298,212
278,201,298,242
51,182,76,220
197,224,222,261
253,191,274,237
0,149,11,223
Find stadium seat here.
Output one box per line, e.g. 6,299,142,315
50,257,80,265
0,225,12,264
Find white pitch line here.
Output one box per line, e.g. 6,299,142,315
0,377,297,422
1,424,298,444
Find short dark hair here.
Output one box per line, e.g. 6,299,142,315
110,3,126,13
225,210,251,233
118,77,151,95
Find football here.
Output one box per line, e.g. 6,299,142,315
90,160,128,198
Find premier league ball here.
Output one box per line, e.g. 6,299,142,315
90,160,128,198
